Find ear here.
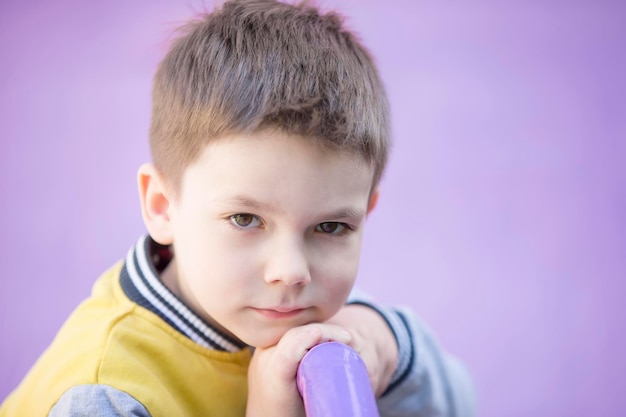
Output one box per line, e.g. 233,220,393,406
367,187,380,216
137,163,174,245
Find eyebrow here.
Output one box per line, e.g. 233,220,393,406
220,195,367,221
320,207,367,221
221,195,275,212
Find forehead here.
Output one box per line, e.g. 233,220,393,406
178,131,374,209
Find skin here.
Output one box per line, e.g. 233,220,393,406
138,130,398,416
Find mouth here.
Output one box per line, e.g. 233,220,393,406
252,307,307,319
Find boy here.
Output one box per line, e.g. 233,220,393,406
1,1,475,416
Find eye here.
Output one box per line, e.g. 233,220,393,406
229,213,262,229
315,222,348,234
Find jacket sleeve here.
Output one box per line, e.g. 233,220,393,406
49,384,152,417
347,292,476,417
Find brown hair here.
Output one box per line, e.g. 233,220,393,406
150,0,390,195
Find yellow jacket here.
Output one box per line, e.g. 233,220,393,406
1,263,252,417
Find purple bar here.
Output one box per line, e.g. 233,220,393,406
297,342,380,417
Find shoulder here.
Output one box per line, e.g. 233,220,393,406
49,385,151,417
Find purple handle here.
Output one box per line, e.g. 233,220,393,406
297,342,380,417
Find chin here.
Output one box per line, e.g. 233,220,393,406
242,331,285,349
235,311,335,349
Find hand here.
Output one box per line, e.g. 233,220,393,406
326,304,399,396
245,323,353,417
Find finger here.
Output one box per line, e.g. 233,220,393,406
273,324,352,380
352,346,379,391
345,330,363,354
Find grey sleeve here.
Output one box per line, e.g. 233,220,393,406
348,293,476,417
49,385,152,417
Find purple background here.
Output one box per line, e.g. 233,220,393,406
1,0,624,415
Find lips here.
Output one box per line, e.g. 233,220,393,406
253,307,306,319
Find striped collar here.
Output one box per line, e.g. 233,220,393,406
120,235,247,352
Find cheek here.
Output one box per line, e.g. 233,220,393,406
315,233,364,273
181,243,250,289
312,241,362,301
325,262,359,292
184,231,263,294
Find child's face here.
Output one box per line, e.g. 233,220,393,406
164,131,376,348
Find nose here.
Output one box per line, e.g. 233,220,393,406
264,235,312,286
